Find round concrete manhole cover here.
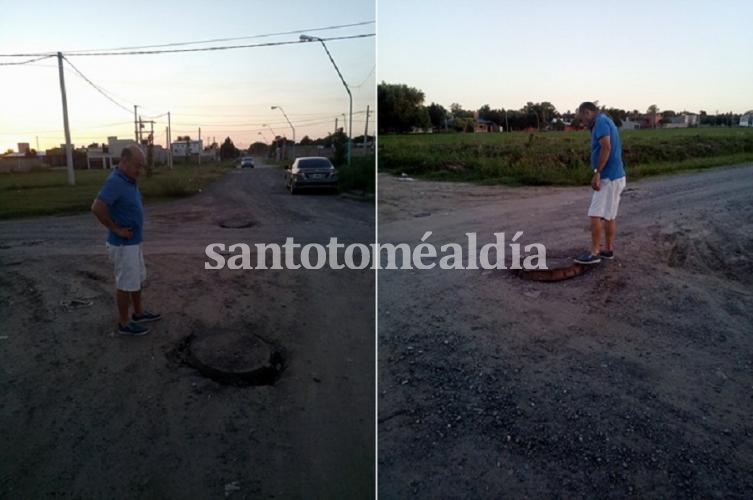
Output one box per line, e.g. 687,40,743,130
515,257,590,282
172,332,285,386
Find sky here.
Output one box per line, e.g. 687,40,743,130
378,0,753,116
0,0,375,153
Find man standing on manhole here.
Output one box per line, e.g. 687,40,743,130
91,144,161,336
574,102,626,265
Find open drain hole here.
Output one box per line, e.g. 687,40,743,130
513,257,591,282
169,333,286,386
218,219,256,229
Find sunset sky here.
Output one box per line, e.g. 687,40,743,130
0,0,375,153
378,0,753,116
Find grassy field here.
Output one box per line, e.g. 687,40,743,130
379,127,753,186
337,155,375,194
0,162,235,219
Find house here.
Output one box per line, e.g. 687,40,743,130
107,136,137,159
474,118,500,133
740,111,753,127
662,113,699,128
171,139,203,156
642,113,663,129
620,118,641,130
86,146,113,169
44,145,87,169
0,145,46,172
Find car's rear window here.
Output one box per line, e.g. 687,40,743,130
298,158,332,169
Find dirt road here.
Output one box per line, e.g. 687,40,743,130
378,164,753,498
0,160,375,498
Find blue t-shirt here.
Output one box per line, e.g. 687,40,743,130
590,113,625,180
96,169,144,246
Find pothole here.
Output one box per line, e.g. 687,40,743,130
514,257,591,282
168,332,286,386
218,219,256,229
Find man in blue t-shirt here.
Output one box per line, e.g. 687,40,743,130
91,144,161,336
574,102,627,265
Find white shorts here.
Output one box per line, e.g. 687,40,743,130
106,243,147,292
588,177,626,221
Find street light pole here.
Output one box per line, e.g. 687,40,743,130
271,105,295,160
262,123,277,137
300,34,353,165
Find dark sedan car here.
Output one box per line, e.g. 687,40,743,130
285,156,338,194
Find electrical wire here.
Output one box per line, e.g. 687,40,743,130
66,33,374,57
62,21,375,54
352,65,375,89
0,55,55,66
62,56,133,114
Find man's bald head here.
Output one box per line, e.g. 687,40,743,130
119,144,146,181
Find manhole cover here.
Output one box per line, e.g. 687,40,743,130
170,332,285,386
219,220,256,229
515,257,590,282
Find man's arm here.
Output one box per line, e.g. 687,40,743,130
595,135,611,173
91,198,132,240
591,135,611,191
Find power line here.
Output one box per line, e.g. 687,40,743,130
0,55,55,66
65,33,374,57
63,21,375,54
62,56,133,114
352,65,375,89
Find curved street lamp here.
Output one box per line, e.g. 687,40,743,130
271,105,295,159
300,34,353,165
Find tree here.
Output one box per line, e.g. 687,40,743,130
299,135,313,146
427,102,448,130
602,107,626,127
647,105,659,128
220,137,239,160
450,103,473,119
378,82,431,133
331,129,348,166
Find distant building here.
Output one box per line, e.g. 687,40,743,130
620,118,641,130
17,142,30,154
474,118,501,133
642,113,663,129
739,111,753,127
86,145,112,169
107,136,137,159
171,139,203,156
663,114,699,128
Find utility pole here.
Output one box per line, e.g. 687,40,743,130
165,126,169,165
57,52,75,186
364,105,370,149
198,127,201,165
134,105,139,142
167,111,172,169
334,117,338,135
147,120,154,175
